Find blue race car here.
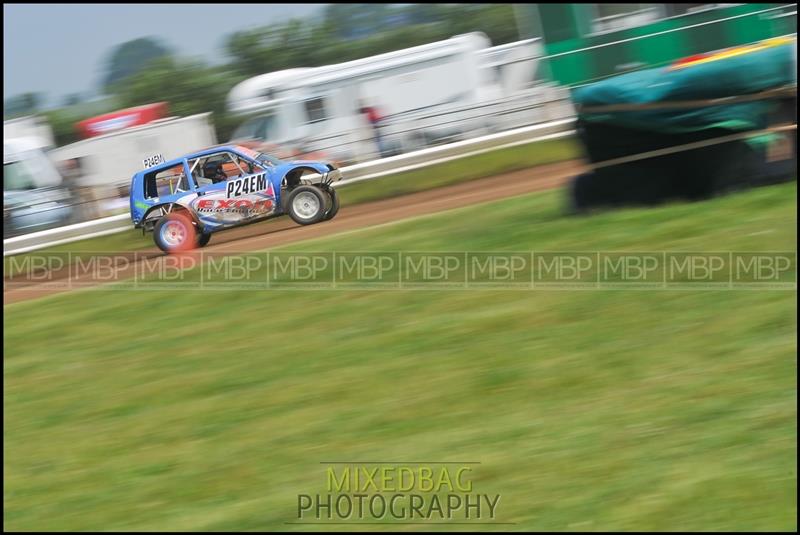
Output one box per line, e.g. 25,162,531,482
130,145,342,252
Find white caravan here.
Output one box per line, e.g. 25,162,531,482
226,33,506,163
227,33,572,163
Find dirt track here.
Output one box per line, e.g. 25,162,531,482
4,160,584,305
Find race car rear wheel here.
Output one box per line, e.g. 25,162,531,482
323,187,340,221
286,185,327,225
153,212,197,253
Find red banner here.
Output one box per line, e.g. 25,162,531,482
76,102,168,139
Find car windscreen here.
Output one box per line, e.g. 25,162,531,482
256,153,285,166
3,162,36,191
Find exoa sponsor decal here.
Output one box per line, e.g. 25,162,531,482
226,173,268,198
196,197,274,213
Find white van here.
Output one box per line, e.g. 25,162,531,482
3,137,73,238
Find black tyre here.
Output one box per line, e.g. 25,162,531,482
196,232,212,248
323,187,340,221
153,212,197,253
286,185,327,225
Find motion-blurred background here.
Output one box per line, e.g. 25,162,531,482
5,3,795,239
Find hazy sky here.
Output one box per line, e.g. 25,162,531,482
3,3,327,107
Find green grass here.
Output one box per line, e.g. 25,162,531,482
4,182,797,531
3,137,580,276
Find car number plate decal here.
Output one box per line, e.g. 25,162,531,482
226,173,268,198
143,153,165,168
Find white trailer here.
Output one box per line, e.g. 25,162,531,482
49,113,217,188
226,33,501,163
226,33,573,163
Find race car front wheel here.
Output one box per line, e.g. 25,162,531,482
153,212,197,253
286,185,327,225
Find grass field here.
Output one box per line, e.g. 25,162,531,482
4,181,797,531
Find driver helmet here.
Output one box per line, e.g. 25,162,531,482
203,162,225,181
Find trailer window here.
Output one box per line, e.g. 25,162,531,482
304,97,328,124
232,114,276,142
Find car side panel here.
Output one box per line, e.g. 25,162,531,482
187,171,280,233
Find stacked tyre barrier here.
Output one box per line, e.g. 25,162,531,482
568,36,797,212
570,119,797,211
